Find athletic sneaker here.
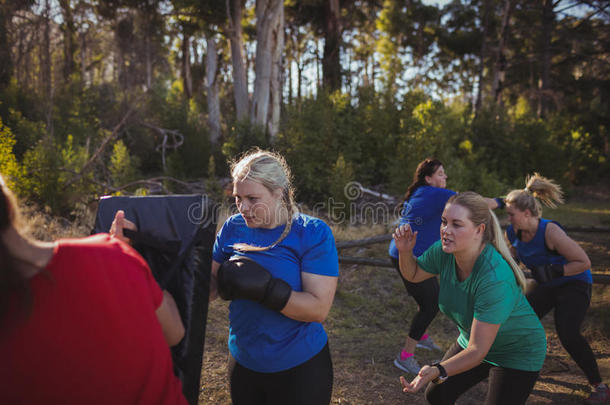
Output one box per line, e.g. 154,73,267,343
586,384,609,404
393,354,421,374
416,335,441,351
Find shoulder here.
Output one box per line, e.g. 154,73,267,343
59,233,149,269
478,245,513,283
292,213,334,240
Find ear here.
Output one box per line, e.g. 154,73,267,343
424,175,432,185
476,223,486,235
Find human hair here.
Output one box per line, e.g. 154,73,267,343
0,174,31,322
447,191,527,292
505,173,564,218
230,149,298,252
403,158,444,202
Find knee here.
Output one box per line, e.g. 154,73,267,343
424,382,442,405
420,302,439,318
556,324,582,350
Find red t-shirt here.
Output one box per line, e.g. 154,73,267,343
0,234,187,405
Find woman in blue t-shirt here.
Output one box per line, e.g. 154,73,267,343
210,149,339,405
388,158,503,374
505,173,608,404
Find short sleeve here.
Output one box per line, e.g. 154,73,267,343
301,221,339,277
473,280,514,325
212,219,233,264
416,240,444,275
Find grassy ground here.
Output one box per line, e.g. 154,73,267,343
199,196,609,405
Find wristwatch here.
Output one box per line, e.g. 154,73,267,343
431,362,448,384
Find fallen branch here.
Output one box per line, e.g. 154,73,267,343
337,256,610,285
62,107,136,189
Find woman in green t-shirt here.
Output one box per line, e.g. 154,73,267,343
394,191,546,405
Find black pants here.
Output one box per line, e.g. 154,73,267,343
228,343,333,405
425,342,540,405
392,257,440,341
527,279,602,385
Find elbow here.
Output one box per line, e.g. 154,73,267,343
167,323,186,347
583,257,592,271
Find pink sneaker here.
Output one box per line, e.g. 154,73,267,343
586,384,609,405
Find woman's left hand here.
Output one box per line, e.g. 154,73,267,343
400,365,439,393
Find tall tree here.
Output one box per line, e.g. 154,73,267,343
226,0,248,120
250,0,284,135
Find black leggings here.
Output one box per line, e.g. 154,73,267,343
391,257,439,341
228,343,333,405
425,342,540,405
527,280,602,385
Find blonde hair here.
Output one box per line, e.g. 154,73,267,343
447,192,527,292
230,149,298,252
505,173,564,217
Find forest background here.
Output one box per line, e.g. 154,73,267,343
0,0,608,216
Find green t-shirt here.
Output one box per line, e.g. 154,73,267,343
417,241,546,371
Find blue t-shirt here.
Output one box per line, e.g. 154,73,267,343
212,213,339,373
507,218,592,287
389,186,456,258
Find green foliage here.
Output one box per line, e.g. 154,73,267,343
109,139,138,187
329,154,355,222
0,117,24,192
206,155,223,202
222,120,269,161
20,135,95,213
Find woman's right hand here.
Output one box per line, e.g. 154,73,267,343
109,210,138,244
393,224,418,253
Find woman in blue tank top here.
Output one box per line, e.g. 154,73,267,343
505,173,608,404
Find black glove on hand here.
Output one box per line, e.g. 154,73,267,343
530,263,564,284
494,197,506,209
217,256,292,311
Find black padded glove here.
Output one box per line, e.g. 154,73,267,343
530,263,564,284
217,256,292,311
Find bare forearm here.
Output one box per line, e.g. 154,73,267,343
398,251,418,282
440,346,487,377
563,259,591,276
281,290,333,323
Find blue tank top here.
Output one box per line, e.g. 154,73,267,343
506,218,592,287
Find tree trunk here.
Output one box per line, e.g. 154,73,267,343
59,0,76,82
181,32,192,99
227,0,249,120
474,0,491,117
0,5,12,90
268,4,284,138
322,0,341,92
206,36,221,145
250,0,283,128
42,0,53,136
145,34,152,90
538,0,554,118
492,0,513,105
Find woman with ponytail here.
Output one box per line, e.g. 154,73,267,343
505,174,607,404
395,191,546,405
388,158,505,374
0,174,187,404
210,149,338,404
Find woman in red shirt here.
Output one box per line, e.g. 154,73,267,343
0,174,187,405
